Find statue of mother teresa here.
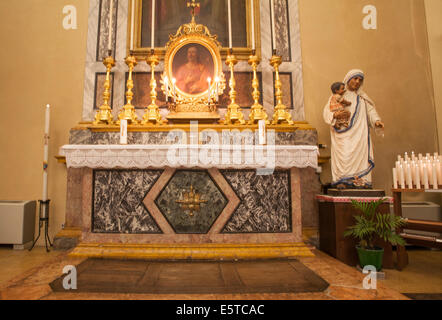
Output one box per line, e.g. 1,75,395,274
323,69,385,189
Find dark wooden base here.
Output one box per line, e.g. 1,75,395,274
327,189,386,197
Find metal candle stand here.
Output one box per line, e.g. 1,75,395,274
29,199,52,252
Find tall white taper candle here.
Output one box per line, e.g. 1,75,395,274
108,0,114,51
399,165,405,189
151,0,155,50
270,0,276,52
423,164,429,189
130,0,135,50
43,104,50,201
433,164,438,189
250,0,255,50
228,0,232,49
415,165,421,189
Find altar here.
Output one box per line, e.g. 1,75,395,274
53,0,320,259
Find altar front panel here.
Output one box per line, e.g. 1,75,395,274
72,167,304,244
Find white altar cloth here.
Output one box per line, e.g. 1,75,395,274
60,145,319,169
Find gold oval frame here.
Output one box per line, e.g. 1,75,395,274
163,34,223,103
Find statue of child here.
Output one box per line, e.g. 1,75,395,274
330,82,351,130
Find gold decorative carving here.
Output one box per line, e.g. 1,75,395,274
93,54,115,125
270,54,294,125
175,185,207,217
117,54,139,124
248,54,269,124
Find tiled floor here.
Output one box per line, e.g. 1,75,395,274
0,244,440,300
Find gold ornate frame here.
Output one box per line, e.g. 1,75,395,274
129,0,261,60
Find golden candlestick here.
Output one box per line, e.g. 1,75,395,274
93,54,115,125
223,53,245,125
270,54,294,125
117,54,139,124
142,53,164,125
248,54,269,124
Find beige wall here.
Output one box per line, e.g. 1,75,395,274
298,0,440,203
0,0,89,244
0,0,440,246
425,0,442,151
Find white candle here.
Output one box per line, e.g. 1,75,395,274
392,168,398,189
398,155,402,162
228,0,232,49
250,0,255,50
151,0,155,50
207,77,211,104
120,119,128,145
407,164,413,189
172,78,176,103
43,104,50,201
270,0,276,52
433,164,438,189
427,161,433,185
215,76,219,102
415,164,421,189
437,159,442,184
108,0,114,51
259,120,266,145
404,152,409,162
130,0,135,51
418,153,423,160
423,164,429,189
399,165,405,189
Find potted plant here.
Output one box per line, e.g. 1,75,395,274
344,198,406,271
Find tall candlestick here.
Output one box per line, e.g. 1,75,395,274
250,0,255,50
270,0,276,53
392,167,398,189
228,0,232,49
108,0,114,51
130,0,135,50
43,104,50,201
151,0,155,50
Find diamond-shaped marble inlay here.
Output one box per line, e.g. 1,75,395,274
155,170,228,234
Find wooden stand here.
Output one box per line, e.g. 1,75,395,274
317,191,394,269
392,188,442,270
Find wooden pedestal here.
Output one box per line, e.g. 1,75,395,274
317,192,394,269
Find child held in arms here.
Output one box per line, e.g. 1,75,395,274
329,82,351,130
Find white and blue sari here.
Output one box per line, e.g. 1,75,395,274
323,69,381,188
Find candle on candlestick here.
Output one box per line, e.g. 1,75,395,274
250,0,255,50
228,0,232,49
164,76,169,101
214,76,219,102
392,167,398,189
108,0,114,52
207,77,211,104
43,104,50,201
130,0,135,51
270,0,276,53
151,0,155,50
172,78,176,103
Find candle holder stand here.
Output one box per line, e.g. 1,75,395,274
94,54,115,125
29,200,52,252
223,54,245,125
118,54,139,124
142,53,164,125
270,54,294,125
248,54,269,124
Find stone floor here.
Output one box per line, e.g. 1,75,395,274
0,246,411,300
